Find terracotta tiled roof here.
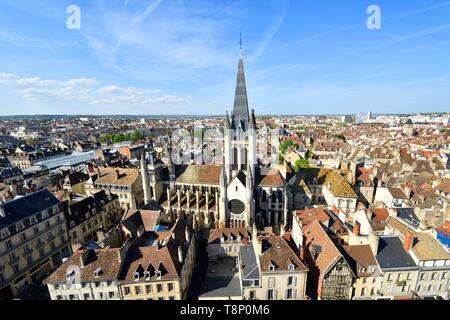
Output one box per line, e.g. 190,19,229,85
341,245,380,277
175,164,221,185
436,221,450,235
44,248,122,284
259,236,308,272
388,187,408,199
94,167,140,186
257,168,287,187
119,218,191,283
208,227,252,244
303,219,341,275
295,208,330,226
122,209,162,233
370,208,389,231
434,180,450,195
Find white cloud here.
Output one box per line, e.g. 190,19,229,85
0,72,184,107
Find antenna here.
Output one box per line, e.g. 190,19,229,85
240,29,243,58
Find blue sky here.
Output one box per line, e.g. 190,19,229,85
0,0,449,115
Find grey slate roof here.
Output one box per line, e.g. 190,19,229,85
199,276,242,299
239,244,260,283
396,208,420,228
0,189,61,234
376,236,418,270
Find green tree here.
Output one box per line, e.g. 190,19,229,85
129,131,142,141
333,134,346,142
280,140,299,155
294,158,310,171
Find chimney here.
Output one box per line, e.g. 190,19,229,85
177,246,184,263
283,231,291,242
403,232,414,253
299,246,305,262
117,249,122,263
368,232,379,256
338,211,346,224
115,170,120,180
353,222,360,236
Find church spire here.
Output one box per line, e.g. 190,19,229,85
232,31,250,131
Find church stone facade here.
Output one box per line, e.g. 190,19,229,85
140,48,291,232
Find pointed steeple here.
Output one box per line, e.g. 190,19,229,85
232,32,250,132
225,110,230,129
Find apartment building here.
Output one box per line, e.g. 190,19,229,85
302,219,355,300
85,167,143,210
240,231,309,300
342,244,383,299
386,217,450,298
375,235,419,299
62,171,90,194
44,248,122,300
64,191,121,251
0,190,71,299
118,217,196,300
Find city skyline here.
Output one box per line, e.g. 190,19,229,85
0,0,450,115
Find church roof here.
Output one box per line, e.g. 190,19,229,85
174,164,222,185
257,168,286,187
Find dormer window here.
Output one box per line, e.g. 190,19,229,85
1,228,11,239
288,263,295,271
144,271,151,281
66,269,76,279
237,236,242,243
230,236,234,242
93,267,102,277
85,212,90,219
220,237,225,243
268,264,275,271
16,221,25,231
155,270,162,280
42,210,49,219
30,216,38,225
133,272,140,281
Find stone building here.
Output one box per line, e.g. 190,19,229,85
0,190,71,299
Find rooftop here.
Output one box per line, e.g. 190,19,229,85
376,235,418,270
